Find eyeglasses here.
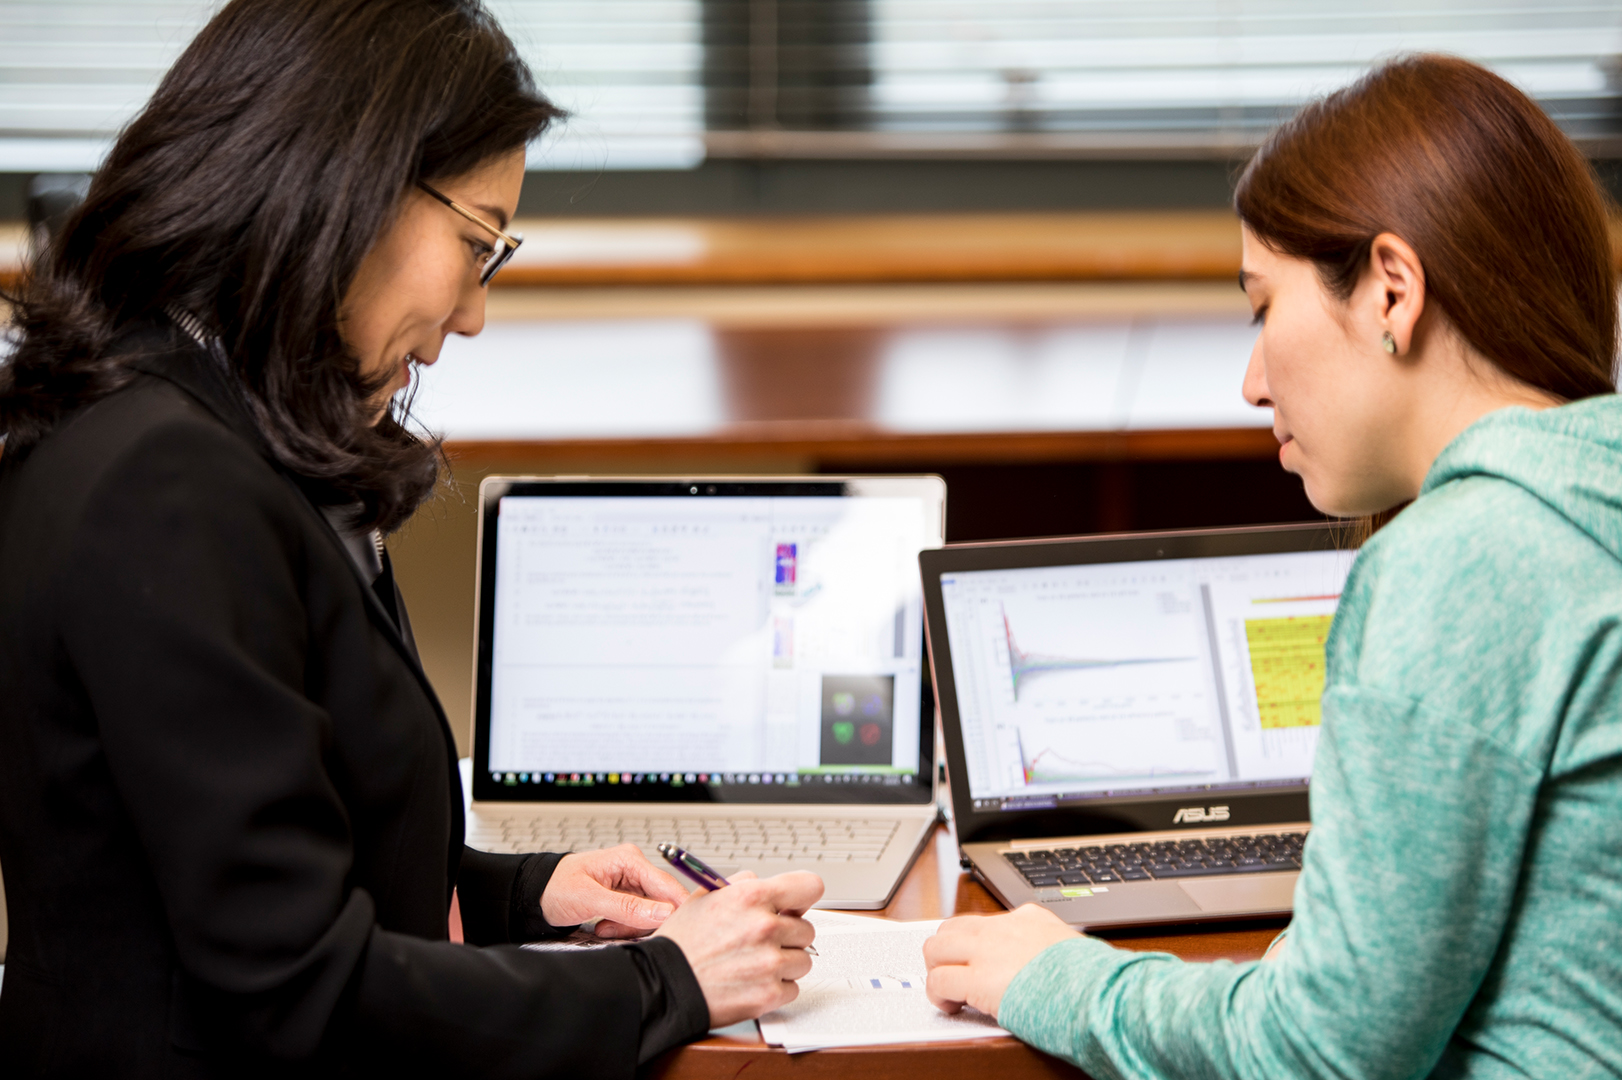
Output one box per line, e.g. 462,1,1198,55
417,180,523,286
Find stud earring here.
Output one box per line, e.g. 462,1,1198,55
1381,330,1397,355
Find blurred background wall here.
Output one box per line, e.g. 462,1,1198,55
3,1,1621,961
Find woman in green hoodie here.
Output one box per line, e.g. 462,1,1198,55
923,54,1622,1079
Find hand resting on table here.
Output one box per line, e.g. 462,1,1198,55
923,904,1082,1019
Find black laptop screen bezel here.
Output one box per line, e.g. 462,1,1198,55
922,522,1345,844
470,477,940,806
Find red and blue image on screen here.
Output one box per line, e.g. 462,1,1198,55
775,543,797,594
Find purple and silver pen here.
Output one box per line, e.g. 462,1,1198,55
656,842,817,954
656,842,731,891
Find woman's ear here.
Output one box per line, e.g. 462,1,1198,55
1367,232,1426,356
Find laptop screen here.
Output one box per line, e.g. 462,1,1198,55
937,546,1354,814
471,479,943,805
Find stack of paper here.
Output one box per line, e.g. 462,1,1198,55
757,910,1007,1053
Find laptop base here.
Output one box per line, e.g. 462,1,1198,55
963,822,1305,931
469,802,939,910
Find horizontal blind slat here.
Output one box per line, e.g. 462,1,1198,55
0,0,705,169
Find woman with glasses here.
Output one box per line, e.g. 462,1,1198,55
0,1,819,1076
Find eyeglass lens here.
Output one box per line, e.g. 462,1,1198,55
480,236,519,286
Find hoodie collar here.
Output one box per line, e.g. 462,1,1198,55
1423,395,1622,564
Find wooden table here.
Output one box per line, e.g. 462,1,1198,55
648,823,1286,1079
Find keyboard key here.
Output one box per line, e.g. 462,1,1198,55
1157,861,1296,879
1147,864,1233,878
469,815,897,860
1006,832,1310,884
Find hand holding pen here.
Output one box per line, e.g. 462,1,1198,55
657,842,733,891
658,843,819,955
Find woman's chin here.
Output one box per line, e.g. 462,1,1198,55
1303,484,1386,521
1294,468,1351,518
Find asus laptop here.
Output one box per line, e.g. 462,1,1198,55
465,476,946,909
920,523,1356,929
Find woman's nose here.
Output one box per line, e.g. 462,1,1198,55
445,276,488,340
1242,338,1272,409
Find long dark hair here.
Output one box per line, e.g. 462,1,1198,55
0,0,561,531
1236,54,1617,403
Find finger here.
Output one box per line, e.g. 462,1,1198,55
925,965,973,1014
593,880,677,929
758,870,824,915
606,848,692,908
778,944,814,982
1013,901,1066,924
773,978,800,1011
730,870,759,881
922,927,980,968
769,913,816,950
936,914,990,935
590,919,656,940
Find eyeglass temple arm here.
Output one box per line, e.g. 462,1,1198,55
415,180,520,247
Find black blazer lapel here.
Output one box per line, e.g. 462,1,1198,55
122,323,467,826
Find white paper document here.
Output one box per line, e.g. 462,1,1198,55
757,910,1007,1052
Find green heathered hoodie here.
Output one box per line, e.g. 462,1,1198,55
997,397,1622,1078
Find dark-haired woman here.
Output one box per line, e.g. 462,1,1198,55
0,1,818,1076
924,55,1622,1078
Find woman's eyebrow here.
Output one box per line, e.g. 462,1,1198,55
474,203,511,231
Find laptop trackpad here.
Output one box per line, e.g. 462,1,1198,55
1178,874,1296,914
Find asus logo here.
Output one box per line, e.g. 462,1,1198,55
1173,805,1230,824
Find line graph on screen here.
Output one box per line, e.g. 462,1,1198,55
1001,605,1191,701
1015,730,1212,785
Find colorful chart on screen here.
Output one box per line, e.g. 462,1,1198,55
939,548,1353,805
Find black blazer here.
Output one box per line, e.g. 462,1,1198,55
0,325,705,1077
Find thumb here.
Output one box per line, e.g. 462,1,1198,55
595,881,676,929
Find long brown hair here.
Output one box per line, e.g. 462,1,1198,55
1236,54,1617,404
0,0,561,532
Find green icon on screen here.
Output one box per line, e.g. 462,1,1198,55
832,721,855,744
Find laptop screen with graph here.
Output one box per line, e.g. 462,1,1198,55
935,543,1354,814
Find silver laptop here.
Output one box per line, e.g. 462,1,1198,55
465,476,946,909
921,523,1355,929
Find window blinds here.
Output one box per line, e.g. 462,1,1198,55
0,0,704,171
0,0,1616,171
852,0,1622,153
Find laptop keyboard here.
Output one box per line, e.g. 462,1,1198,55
1006,832,1305,887
468,815,900,863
